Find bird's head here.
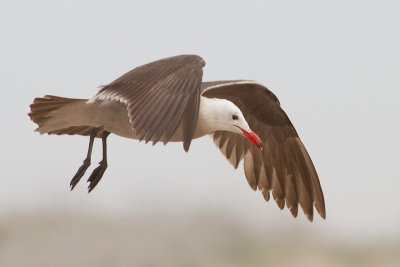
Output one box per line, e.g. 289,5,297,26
203,98,263,150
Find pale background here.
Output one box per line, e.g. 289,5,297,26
1,0,399,266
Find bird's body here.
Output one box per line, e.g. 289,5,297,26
34,96,239,142
29,55,325,221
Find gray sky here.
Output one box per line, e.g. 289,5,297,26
1,0,399,240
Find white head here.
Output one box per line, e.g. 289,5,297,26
199,98,263,149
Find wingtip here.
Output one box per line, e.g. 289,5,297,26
183,140,191,152
306,209,325,222
315,201,326,220
319,210,327,220
183,144,190,152
289,205,298,218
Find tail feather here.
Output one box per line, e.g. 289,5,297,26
28,95,97,136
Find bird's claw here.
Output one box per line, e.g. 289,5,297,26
70,159,91,190
87,160,108,193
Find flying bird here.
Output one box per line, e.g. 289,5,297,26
29,55,325,221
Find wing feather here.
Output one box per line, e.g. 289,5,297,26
163,95,190,142
225,134,236,159
243,151,258,191
234,136,245,168
152,95,184,144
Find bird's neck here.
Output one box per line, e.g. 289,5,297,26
195,96,230,138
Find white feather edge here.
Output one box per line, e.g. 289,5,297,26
203,80,266,91
87,91,128,105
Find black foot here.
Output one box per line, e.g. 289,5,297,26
70,159,91,190
87,160,108,193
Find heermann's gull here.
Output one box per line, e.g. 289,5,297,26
29,55,325,221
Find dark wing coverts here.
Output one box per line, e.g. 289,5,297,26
202,81,325,221
94,55,205,151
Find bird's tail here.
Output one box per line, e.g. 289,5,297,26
28,95,98,136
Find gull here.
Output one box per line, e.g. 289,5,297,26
29,55,325,221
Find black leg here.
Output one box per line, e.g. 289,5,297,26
87,131,111,193
70,126,104,190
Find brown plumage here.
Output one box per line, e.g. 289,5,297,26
202,81,325,221
93,55,204,151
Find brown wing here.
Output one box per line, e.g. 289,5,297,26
202,80,325,221
93,55,205,151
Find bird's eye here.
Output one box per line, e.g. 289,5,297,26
232,115,238,120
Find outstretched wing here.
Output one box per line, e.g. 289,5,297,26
93,55,205,151
202,80,325,221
